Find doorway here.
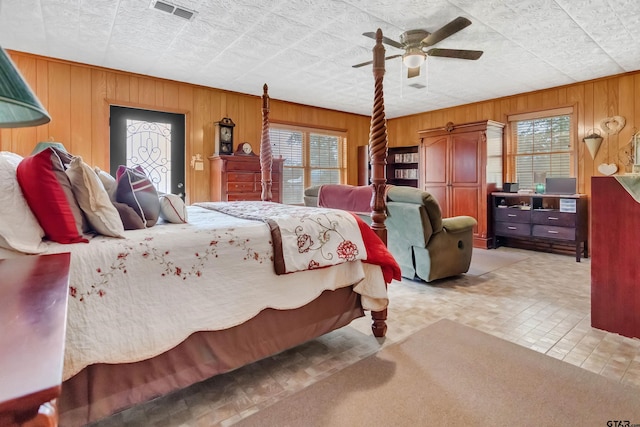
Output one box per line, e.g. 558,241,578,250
110,106,186,198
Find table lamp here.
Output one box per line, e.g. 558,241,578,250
0,46,51,128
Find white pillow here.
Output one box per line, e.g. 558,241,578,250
94,166,117,201
0,152,45,253
159,194,188,223
66,156,125,237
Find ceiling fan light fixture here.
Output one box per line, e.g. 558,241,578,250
402,49,425,68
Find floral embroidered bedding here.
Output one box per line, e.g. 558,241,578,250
0,204,397,380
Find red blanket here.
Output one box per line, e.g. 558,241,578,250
351,213,401,284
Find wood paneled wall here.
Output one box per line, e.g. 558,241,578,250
0,51,371,203
387,71,640,198
4,50,640,203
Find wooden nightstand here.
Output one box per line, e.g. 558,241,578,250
0,253,71,427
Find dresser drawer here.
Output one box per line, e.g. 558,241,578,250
227,172,258,183
223,159,260,172
227,181,257,192
495,221,530,237
494,208,531,223
227,193,261,201
532,225,575,241
531,210,576,227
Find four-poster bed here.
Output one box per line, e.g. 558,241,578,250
3,30,394,427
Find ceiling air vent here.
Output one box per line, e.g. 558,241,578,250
150,0,197,21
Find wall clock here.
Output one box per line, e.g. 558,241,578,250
214,117,235,155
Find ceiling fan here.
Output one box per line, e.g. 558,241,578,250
353,16,483,79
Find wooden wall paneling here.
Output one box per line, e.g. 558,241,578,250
481,101,494,121
635,74,640,133
47,62,72,151
617,75,634,176
69,66,92,160
91,69,109,170
542,88,560,107
138,78,156,106
566,87,585,192
129,76,139,104
556,87,567,105
35,58,50,146
115,74,130,102
192,87,210,203
178,84,194,203
605,78,621,171
10,55,37,154
163,82,180,109
155,81,164,107
582,82,595,192
593,80,611,173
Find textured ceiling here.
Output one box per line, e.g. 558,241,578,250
1,0,640,119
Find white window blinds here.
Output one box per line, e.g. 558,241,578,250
508,108,574,190
270,125,346,204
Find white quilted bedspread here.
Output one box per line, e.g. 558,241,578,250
0,206,388,380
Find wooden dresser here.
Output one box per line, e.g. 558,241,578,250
0,253,71,427
491,192,588,261
209,154,284,202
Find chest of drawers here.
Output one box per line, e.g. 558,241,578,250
492,192,588,261
209,154,284,202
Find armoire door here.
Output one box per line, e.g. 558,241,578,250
421,134,450,217
450,131,480,225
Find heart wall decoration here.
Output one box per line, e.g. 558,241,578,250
600,116,626,135
597,163,617,176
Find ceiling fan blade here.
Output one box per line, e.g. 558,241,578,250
352,54,402,68
352,59,373,68
362,31,404,49
427,48,483,60
421,16,472,47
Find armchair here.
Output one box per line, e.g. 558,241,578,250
304,185,476,282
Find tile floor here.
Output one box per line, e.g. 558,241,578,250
90,248,640,427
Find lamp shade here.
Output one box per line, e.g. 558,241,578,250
402,48,426,68
0,47,51,128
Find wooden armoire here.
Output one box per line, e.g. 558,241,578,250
418,120,504,249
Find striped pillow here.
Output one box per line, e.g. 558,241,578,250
115,165,160,228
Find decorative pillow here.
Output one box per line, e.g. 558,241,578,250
112,201,146,230
94,166,117,201
66,157,125,238
113,202,146,230
159,194,188,223
115,165,160,228
16,147,89,244
0,152,45,253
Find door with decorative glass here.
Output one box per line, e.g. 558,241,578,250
109,106,186,198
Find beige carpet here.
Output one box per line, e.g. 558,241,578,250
235,319,640,426
466,248,529,276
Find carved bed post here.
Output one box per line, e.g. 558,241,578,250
260,83,273,202
369,29,389,338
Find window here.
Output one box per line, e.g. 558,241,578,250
270,124,347,204
506,107,574,190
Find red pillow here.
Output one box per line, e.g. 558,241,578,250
16,147,88,244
